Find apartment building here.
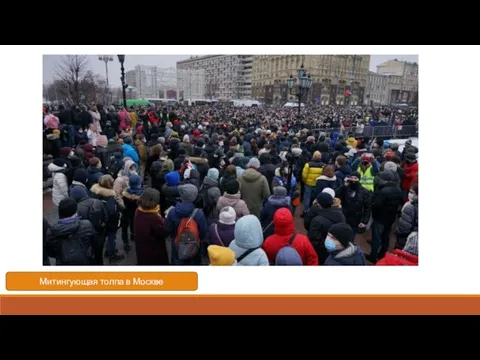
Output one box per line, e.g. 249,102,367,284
176,55,252,100
251,55,370,105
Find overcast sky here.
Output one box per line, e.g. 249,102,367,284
43,54,418,87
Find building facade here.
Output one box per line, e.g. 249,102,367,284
176,55,252,100
375,59,418,105
177,68,206,100
126,65,178,99
251,55,370,105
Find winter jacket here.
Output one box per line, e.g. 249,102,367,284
48,162,69,206
263,208,318,265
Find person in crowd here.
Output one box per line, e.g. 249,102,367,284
302,150,325,216
94,135,110,172
165,184,208,265
216,179,250,219
91,175,125,262
263,208,318,265
122,174,144,245
219,164,237,193
113,159,137,206
229,215,269,266
162,171,181,213
122,137,139,165
260,186,292,239
87,123,100,146
315,164,340,194
48,158,69,207
45,198,95,265
199,168,221,222
401,151,419,200
209,206,236,247
377,232,418,266
366,170,404,264
307,192,346,265
272,162,300,210
86,157,104,189
258,153,277,194
395,183,418,249
146,144,163,178
324,223,366,266
237,157,271,217
335,155,352,183
179,134,193,156
207,245,237,266
134,134,147,177
335,172,371,237
70,178,107,265
134,188,169,265
351,154,379,192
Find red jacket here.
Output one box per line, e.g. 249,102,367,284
263,208,319,265
376,249,418,266
402,161,418,191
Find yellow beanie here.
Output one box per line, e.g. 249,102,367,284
208,245,235,266
52,129,61,136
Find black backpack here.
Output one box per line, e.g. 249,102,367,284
77,198,107,231
54,223,92,265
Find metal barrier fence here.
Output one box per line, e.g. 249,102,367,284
315,125,418,139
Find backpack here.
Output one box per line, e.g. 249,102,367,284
174,209,201,261
55,222,91,265
197,183,214,216
108,157,120,179
77,198,107,231
274,233,302,265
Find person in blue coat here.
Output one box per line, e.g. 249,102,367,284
122,137,139,165
165,184,208,265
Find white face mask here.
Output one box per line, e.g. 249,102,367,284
219,141,224,147
69,151,74,157
283,167,290,175
220,159,226,167
408,192,417,202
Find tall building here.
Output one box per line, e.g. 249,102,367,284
176,68,206,100
127,65,178,99
176,55,253,100
251,55,370,105
364,59,418,105
126,70,137,88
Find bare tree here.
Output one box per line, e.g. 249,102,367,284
204,78,220,99
55,55,90,104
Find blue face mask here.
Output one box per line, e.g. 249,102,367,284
324,237,337,252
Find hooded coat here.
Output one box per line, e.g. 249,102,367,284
237,168,271,217
229,215,269,266
263,208,319,266
260,195,292,239
48,162,69,206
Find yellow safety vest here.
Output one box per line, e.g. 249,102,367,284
359,166,374,192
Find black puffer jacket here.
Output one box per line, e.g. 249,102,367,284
371,183,403,224
46,217,95,265
150,160,164,191
395,201,418,248
308,207,346,265
335,184,372,228
258,153,276,194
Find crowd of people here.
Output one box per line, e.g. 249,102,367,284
42,102,419,266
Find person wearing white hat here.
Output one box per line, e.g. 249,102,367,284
209,206,236,247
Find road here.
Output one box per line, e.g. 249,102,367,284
44,191,396,266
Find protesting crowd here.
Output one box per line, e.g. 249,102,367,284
42,102,419,266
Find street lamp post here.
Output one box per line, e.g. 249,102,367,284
99,55,113,104
117,55,128,108
286,63,313,118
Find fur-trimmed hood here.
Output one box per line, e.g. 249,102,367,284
316,175,337,181
189,156,208,165
91,183,116,197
